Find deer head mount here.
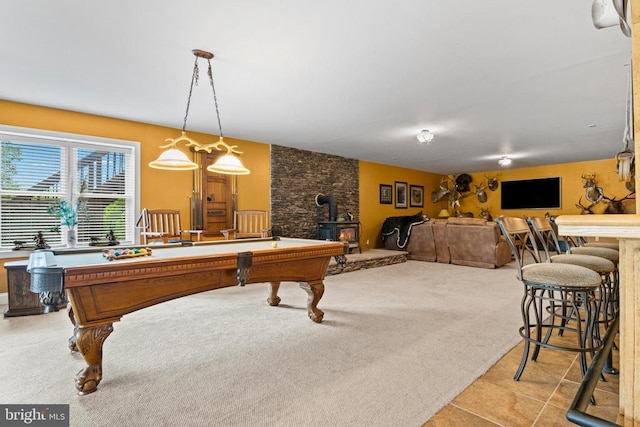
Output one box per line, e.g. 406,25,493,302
431,176,466,202
472,183,487,203
575,170,636,215
575,197,596,215
430,175,472,211
431,178,451,203
581,173,604,204
484,175,499,191
479,207,492,221
602,192,636,214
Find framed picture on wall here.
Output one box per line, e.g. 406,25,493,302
395,181,408,208
379,184,393,204
410,185,424,207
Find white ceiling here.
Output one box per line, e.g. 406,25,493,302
0,1,632,174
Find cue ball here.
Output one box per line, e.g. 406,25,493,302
272,241,278,248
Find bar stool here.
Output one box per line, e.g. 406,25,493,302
547,216,620,318
584,242,619,251
522,217,614,285
496,217,602,380
528,217,616,337
568,246,620,322
549,216,619,276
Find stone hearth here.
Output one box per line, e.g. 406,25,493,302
327,249,406,275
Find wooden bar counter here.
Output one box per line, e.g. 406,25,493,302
556,214,640,425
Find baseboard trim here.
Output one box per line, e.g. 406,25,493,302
0,292,7,305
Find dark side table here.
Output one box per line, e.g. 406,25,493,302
4,262,67,317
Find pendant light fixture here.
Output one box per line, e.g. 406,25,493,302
149,49,250,175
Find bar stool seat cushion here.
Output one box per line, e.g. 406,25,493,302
570,247,619,264
550,254,616,273
585,242,619,251
521,263,601,288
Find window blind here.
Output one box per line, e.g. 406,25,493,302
0,127,139,249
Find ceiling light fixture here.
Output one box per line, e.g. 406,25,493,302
149,49,250,175
498,156,512,167
416,129,434,145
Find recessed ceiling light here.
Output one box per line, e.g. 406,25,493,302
588,123,597,128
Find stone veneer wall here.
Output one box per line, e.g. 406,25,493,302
271,145,359,239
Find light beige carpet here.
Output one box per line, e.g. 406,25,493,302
0,260,524,426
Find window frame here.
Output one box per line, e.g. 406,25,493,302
0,125,140,253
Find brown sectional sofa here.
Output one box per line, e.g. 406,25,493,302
398,217,511,269
402,219,437,261
431,219,450,264
445,217,512,268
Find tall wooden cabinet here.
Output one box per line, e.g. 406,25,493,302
193,151,234,238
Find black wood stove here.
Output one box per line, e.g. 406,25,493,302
315,193,361,253
316,221,361,254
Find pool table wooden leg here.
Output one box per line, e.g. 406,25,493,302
299,280,325,323
267,281,281,306
67,305,78,352
74,323,114,395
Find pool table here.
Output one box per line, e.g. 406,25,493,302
39,237,347,395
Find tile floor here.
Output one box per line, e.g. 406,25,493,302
423,326,621,426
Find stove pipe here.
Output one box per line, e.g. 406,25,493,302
315,193,338,221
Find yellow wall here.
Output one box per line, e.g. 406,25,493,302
0,100,634,292
359,161,444,249
357,158,631,249
236,142,270,210
0,99,270,292
456,159,633,219
0,100,271,213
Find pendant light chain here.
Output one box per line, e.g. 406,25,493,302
181,56,201,133
207,59,224,139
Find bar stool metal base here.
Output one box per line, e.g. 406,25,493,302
515,284,600,381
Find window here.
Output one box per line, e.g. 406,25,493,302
0,125,139,250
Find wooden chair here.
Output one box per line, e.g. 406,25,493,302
221,210,270,240
138,208,203,244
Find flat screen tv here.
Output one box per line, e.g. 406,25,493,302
501,177,561,210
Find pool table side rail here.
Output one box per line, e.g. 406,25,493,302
62,243,346,288
63,241,346,325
